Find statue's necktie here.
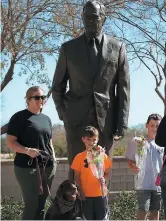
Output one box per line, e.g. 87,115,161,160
89,38,98,75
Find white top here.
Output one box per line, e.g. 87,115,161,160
126,137,164,192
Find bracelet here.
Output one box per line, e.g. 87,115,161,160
25,147,30,155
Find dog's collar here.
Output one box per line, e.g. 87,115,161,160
55,196,79,215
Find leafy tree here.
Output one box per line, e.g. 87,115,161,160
52,124,67,157
1,0,63,91
0,0,72,134
113,124,146,156
2,0,165,136
105,0,166,111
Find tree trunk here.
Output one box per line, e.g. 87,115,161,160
1,60,16,135
1,60,15,92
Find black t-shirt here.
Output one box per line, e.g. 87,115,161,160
7,109,53,168
155,115,166,166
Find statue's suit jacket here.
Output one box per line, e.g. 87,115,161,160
52,33,130,136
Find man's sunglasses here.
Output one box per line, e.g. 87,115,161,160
29,95,47,101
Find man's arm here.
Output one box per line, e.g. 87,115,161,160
52,44,69,120
128,159,140,173
116,42,130,137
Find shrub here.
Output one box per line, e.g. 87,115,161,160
110,191,138,220
1,197,24,220
1,197,51,220
1,192,165,220
113,147,126,156
109,191,165,220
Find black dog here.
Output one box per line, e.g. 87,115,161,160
45,180,82,220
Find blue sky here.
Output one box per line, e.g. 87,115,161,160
1,2,164,129
1,55,165,128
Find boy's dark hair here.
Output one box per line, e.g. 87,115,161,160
146,113,162,124
82,126,99,137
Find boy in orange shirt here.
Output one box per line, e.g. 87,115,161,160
71,126,112,220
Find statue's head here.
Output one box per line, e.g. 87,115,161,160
82,1,106,38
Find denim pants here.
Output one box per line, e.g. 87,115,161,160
161,165,166,219
14,163,56,220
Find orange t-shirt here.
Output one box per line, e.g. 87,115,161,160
71,151,112,197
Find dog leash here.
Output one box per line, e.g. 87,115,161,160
28,154,54,202
36,157,54,202
36,157,46,195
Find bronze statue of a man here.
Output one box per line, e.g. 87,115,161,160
52,1,130,178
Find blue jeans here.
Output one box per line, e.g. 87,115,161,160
161,165,166,219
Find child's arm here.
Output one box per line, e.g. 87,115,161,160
128,159,140,173
104,168,110,184
100,156,112,185
126,138,140,173
74,170,86,200
99,168,110,185
74,170,82,191
70,154,85,199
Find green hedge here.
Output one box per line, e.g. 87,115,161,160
1,192,165,220
110,191,138,220
110,191,164,220
1,197,24,220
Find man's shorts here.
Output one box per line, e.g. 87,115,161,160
136,190,161,212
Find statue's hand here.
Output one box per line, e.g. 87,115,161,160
113,129,126,141
57,105,65,121
114,135,122,141
58,112,63,121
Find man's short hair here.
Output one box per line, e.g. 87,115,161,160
83,1,106,17
82,126,99,137
146,113,162,124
